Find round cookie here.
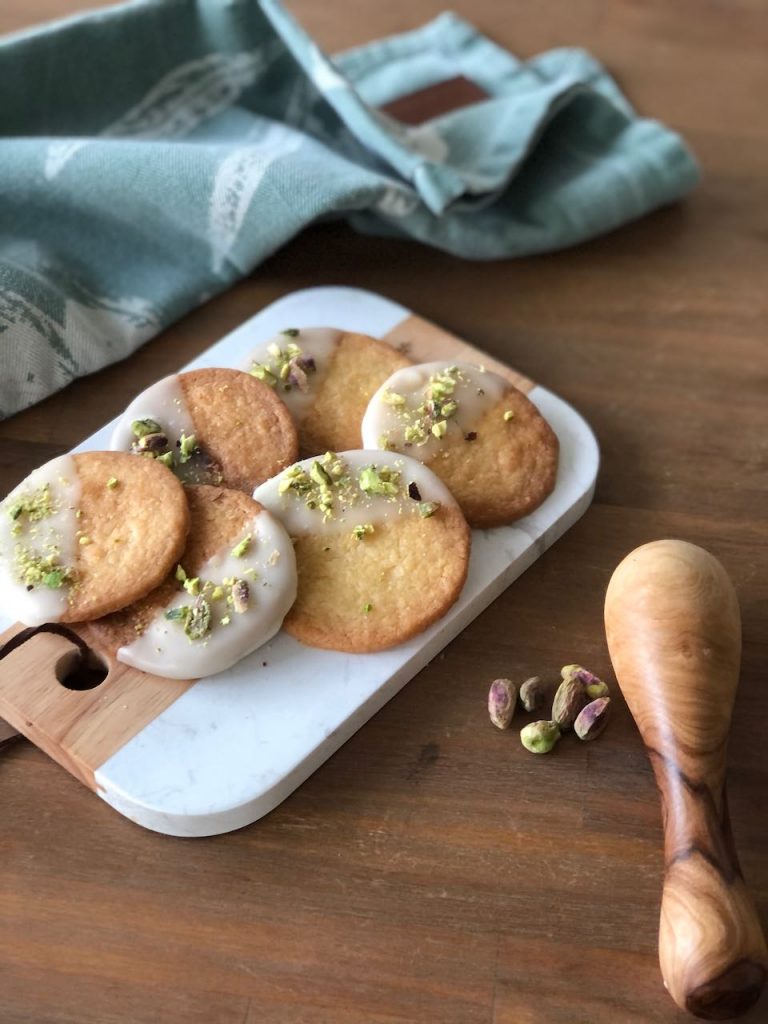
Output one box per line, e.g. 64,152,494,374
0,451,190,627
254,450,470,653
90,485,297,680
241,327,411,456
361,361,559,529
110,368,298,492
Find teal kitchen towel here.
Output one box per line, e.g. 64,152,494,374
0,0,699,420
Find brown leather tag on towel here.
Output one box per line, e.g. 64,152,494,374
380,75,489,125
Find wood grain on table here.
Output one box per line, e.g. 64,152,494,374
1,2,766,1023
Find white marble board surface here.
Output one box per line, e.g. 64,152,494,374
0,287,599,837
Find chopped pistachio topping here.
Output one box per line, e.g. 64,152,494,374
231,535,252,558
503,410,515,422
250,364,277,385
78,536,91,546
131,418,163,438
6,483,56,526
106,477,119,489
163,571,256,642
249,337,317,394
359,465,399,497
75,509,83,518
157,451,175,468
14,544,74,590
282,328,300,337
231,579,250,614
362,602,373,614
278,452,351,519
43,569,68,589
418,501,440,518
178,433,197,463
278,453,435,525
378,365,465,449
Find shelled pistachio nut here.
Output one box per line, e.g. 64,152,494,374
488,678,517,730
518,676,558,713
520,720,561,754
574,697,611,741
552,676,588,730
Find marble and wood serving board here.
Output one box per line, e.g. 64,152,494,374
0,287,599,837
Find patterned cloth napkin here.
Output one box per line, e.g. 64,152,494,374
0,0,699,421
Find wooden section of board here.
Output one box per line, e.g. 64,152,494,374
0,317,536,789
0,623,193,789
385,315,535,393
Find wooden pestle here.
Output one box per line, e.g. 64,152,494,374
605,540,767,1020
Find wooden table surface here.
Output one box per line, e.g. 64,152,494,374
1,2,766,1022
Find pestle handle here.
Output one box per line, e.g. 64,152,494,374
605,540,767,1020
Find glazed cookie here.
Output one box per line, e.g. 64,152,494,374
0,451,189,627
90,485,297,680
361,362,559,529
254,450,470,653
241,328,411,456
110,368,298,492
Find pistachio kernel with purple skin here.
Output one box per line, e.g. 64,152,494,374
574,668,610,699
552,676,589,730
488,678,517,730
574,697,611,741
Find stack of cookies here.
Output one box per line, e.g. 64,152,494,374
0,328,558,679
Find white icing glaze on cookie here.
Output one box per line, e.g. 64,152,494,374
240,327,342,421
254,449,458,538
117,509,297,680
0,454,81,626
109,374,196,453
361,361,509,460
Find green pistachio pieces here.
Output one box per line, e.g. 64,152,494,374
250,364,278,386
131,418,162,438
185,600,212,640
14,546,73,590
359,466,399,497
418,501,440,518
520,720,561,754
352,523,374,540
231,535,251,558
231,579,250,614
310,461,332,487
5,483,55,525
178,432,197,463
43,569,67,589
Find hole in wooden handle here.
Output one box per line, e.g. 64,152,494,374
0,623,109,691
55,648,109,691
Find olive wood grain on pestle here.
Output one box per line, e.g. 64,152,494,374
605,540,767,1020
